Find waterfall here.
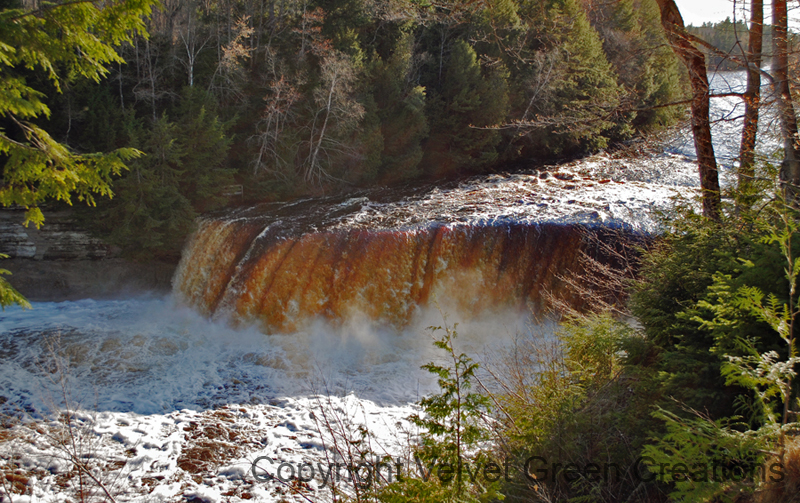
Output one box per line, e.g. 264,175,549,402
174,216,629,332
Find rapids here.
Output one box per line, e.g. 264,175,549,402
172,153,699,332
0,70,772,417
0,70,783,503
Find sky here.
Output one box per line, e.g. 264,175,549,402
674,0,745,26
673,0,800,29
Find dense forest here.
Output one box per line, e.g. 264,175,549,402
14,0,686,259
4,1,800,502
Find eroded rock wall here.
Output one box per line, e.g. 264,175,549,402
0,210,175,301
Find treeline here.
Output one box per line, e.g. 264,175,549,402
688,18,775,70
34,0,685,259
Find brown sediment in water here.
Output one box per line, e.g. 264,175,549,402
173,216,624,332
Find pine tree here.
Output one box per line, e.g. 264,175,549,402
586,0,683,130
511,0,623,156
372,32,429,182
0,0,155,307
424,39,509,176
378,322,501,502
173,87,235,212
97,116,195,259
91,90,235,260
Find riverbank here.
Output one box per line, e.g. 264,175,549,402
0,209,175,301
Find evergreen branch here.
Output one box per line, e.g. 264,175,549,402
4,0,101,22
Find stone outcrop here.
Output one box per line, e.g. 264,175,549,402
0,210,109,260
0,209,175,301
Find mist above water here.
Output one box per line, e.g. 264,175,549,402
0,296,542,416
0,70,769,419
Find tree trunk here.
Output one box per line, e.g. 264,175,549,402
739,0,763,196
145,38,158,122
307,72,337,183
655,0,721,220
772,0,800,199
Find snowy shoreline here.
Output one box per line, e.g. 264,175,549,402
1,70,775,503
0,144,697,502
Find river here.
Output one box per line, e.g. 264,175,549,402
0,70,778,503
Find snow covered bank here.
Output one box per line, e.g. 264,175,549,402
0,147,705,502
1,70,773,503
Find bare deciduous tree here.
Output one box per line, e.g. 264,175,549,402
177,0,212,87
303,52,364,184
251,50,303,178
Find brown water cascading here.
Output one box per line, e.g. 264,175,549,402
173,215,624,333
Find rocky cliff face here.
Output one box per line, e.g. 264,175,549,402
0,209,175,301
0,210,110,260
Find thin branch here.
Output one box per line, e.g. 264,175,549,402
6,0,100,21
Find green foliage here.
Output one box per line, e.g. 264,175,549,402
0,254,29,310
587,0,684,129
65,82,131,154
641,409,767,502
488,190,800,502
376,477,471,503
172,88,236,212
714,203,800,432
424,39,508,176
0,0,155,307
379,322,502,502
629,203,788,420
0,0,154,227
371,32,429,183
494,314,657,502
507,0,626,156
547,0,621,149
347,92,384,184
0,130,138,228
411,323,490,466
96,116,194,258
90,90,234,259
379,84,428,182
17,0,684,221
165,0,683,198
640,197,800,503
